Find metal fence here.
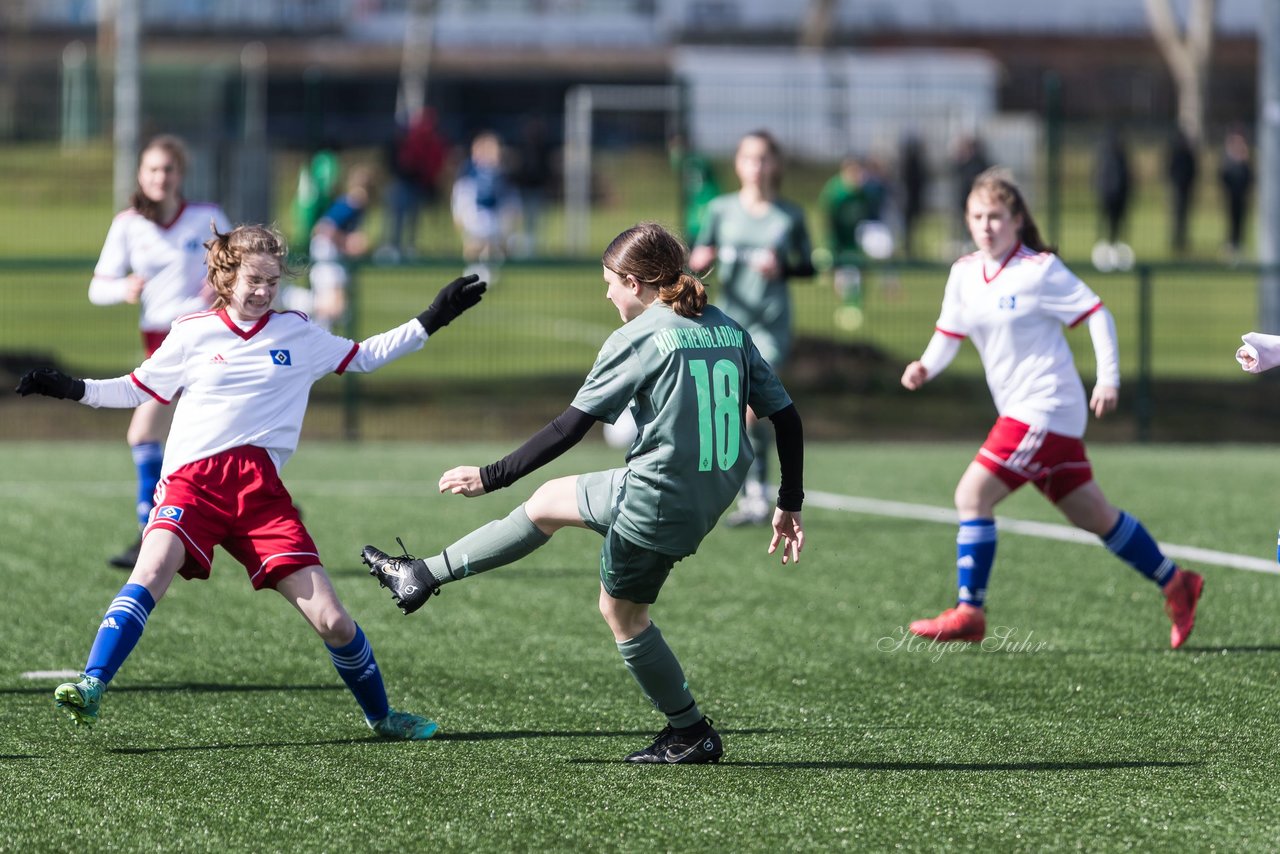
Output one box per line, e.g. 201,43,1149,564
0,255,1271,444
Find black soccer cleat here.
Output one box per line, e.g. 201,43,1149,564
624,718,723,765
361,538,440,615
107,535,142,570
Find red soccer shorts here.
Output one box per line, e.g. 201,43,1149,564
142,330,169,357
974,416,1094,503
144,445,320,589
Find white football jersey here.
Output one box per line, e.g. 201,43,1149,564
90,202,232,332
934,244,1103,437
106,309,426,476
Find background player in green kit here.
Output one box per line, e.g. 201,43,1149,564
689,129,814,527
362,221,806,764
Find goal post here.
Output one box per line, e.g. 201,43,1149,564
562,83,683,254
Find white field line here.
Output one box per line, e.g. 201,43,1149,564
4,481,1275,575
807,489,1280,575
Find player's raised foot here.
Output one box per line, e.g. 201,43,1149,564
361,538,439,615
908,604,986,643
367,709,439,741
107,535,142,570
625,718,723,765
54,674,106,727
1163,567,1204,649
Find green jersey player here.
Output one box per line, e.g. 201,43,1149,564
690,130,814,526
363,221,806,764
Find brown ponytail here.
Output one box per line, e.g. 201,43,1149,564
659,272,708,318
204,223,291,309
602,222,707,317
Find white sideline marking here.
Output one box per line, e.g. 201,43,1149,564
806,489,1280,575
5,481,1275,574
22,670,81,680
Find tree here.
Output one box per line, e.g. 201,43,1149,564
1145,0,1216,143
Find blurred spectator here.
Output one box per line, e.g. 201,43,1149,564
689,129,814,527
511,116,556,257
284,165,375,331
1166,128,1198,254
818,154,887,311
381,107,449,262
1219,128,1253,264
1091,126,1134,271
668,131,721,244
290,146,341,248
451,131,521,279
899,134,928,259
949,134,989,243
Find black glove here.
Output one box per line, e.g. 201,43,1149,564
15,368,86,401
417,274,487,336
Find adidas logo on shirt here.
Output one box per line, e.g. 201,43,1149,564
209,353,227,365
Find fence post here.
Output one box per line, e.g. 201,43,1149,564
343,261,360,441
1042,71,1062,249
1135,264,1152,443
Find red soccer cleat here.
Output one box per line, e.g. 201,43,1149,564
1163,568,1204,649
908,604,986,643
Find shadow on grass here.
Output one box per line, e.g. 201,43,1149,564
434,727,775,743
90,727,780,756
569,758,1203,772
107,737,386,755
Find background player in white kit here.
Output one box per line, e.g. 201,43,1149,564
89,135,231,569
17,224,486,738
900,168,1203,649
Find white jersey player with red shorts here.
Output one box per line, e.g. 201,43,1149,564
91,201,231,354
928,244,1118,498
90,135,234,570
901,167,1202,649
20,223,487,738
80,308,426,585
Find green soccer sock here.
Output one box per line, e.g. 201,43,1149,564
425,504,551,585
617,622,703,728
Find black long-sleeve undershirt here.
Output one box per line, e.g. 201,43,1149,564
767,403,804,511
480,405,597,492
480,402,805,515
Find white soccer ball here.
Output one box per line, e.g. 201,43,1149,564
856,221,895,260
603,408,639,449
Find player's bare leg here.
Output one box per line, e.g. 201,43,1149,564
278,565,437,739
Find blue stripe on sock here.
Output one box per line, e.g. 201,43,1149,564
85,583,156,683
326,625,389,722
1103,511,1176,585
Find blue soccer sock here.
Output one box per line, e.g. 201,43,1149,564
1103,511,1176,587
326,624,390,722
131,441,163,527
84,583,156,683
956,519,997,608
